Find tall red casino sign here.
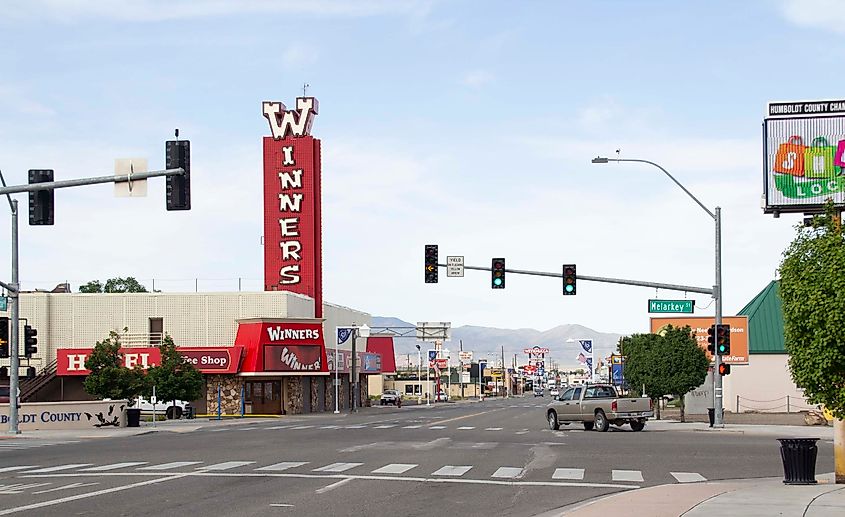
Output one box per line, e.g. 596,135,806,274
262,97,323,317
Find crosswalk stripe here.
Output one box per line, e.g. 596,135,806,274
371,463,418,475
256,462,309,472
313,462,362,473
344,425,365,429
552,468,585,480
432,465,472,477
139,461,203,471
428,426,446,430
0,483,52,494
291,425,314,430
319,425,341,429
26,464,92,473
197,461,255,471
492,467,523,479
485,427,503,431
0,466,38,473
239,427,259,430
612,470,644,482
373,425,395,429
32,482,99,494
402,425,421,429
457,426,475,430
80,462,148,472
671,472,707,483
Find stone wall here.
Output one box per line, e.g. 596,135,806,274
206,375,242,415
324,378,335,412
311,378,321,412
285,377,303,414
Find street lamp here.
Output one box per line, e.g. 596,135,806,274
415,344,422,404
350,324,370,413
592,155,724,427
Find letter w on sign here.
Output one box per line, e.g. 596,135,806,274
262,98,319,139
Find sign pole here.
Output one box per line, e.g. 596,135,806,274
714,207,724,427
7,200,20,435
334,340,339,414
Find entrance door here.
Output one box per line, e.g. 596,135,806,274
245,381,282,415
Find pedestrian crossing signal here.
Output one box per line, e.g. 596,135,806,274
718,363,731,376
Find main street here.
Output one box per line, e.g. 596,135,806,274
0,398,833,516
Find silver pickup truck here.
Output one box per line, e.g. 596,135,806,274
546,384,654,432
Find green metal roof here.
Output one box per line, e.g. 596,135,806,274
737,280,785,354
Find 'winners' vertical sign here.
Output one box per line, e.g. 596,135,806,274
262,97,323,317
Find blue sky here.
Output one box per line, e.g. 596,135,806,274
0,0,841,335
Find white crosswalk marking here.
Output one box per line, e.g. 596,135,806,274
320,425,341,429
671,472,707,483
313,462,362,473
373,425,396,429
484,427,503,431
552,468,585,480
371,464,418,475
0,466,38,473
402,425,421,429
492,467,523,479
457,426,475,430
26,464,92,473
80,462,148,472
0,483,52,494
291,425,313,430
612,470,644,482
428,426,446,430
344,425,365,429
197,461,255,471
139,461,203,471
256,462,308,472
432,465,472,477
32,482,99,494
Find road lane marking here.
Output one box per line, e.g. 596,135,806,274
197,461,255,471
492,467,523,479
315,478,353,494
290,425,313,430
319,425,341,429
270,503,294,507
25,465,91,473
428,426,446,429
402,425,421,429
670,472,707,483
485,427,503,431
553,468,584,480
0,483,52,494
373,425,395,429
432,465,472,477
256,462,308,472
239,427,259,430
139,462,202,471
0,466,38,473
80,463,147,472
612,470,644,482
267,425,291,430
456,426,475,430
313,463,362,473
0,473,190,516
32,482,99,494
371,464,417,475
344,425,365,429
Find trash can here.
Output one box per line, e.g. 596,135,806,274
707,407,715,428
777,438,819,485
184,404,195,419
126,407,141,428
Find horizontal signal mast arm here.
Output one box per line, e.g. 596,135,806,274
0,168,185,196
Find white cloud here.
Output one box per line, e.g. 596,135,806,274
3,0,433,23
461,70,494,88
780,0,845,33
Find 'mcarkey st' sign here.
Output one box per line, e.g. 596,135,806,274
648,299,694,314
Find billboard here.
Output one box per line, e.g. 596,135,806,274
763,100,845,214
649,316,749,364
262,97,323,317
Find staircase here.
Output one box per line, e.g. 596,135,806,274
20,359,58,402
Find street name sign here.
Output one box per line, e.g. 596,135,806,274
0,296,6,311
648,299,694,314
446,256,464,277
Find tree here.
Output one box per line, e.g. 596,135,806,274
779,201,845,483
619,326,708,422
144,334,204,414
83,330,148,406
78,277,148,293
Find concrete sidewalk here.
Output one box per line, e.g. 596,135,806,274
547,474,845,517
646,418,834,439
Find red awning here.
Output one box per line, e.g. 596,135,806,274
366,336,396,374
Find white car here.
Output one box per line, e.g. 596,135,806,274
134,397,190,418
549,388,560,397
435,391,449,402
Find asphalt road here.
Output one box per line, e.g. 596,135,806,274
0,397,834,516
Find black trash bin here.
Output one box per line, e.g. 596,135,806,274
707,408,715,427
126,408,141,428
777,438,819,485
184,404,194,420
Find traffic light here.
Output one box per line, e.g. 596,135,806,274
562,264,576,295
28,169,55,225
716,324,731,355
166,140,191,211
492,258,505,289
718,363,731,376
706,324,716,355
0,316,8,358
24,325,37,358
424,244,438,283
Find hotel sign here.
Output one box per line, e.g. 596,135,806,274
56,346,243,375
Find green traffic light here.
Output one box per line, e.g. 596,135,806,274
565,285,574,293
493,278,503,286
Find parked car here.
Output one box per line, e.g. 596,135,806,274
546,384,653,432
533,388,544,397
435,390,449,402
549,387,560,397
380,389,401,405
135,397,190,419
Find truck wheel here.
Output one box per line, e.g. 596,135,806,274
583,421,594,431
630,420,645,432
594,410,609,432
548,411,560,431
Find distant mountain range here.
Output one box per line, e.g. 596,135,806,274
372,316,622,368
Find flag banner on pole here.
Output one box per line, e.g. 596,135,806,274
337,327,354,345
579,340,592,353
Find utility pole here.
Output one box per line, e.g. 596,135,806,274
502,345,507,399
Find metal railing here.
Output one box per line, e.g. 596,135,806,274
735,395,818,413
19,359,57,402
118,332,164,346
